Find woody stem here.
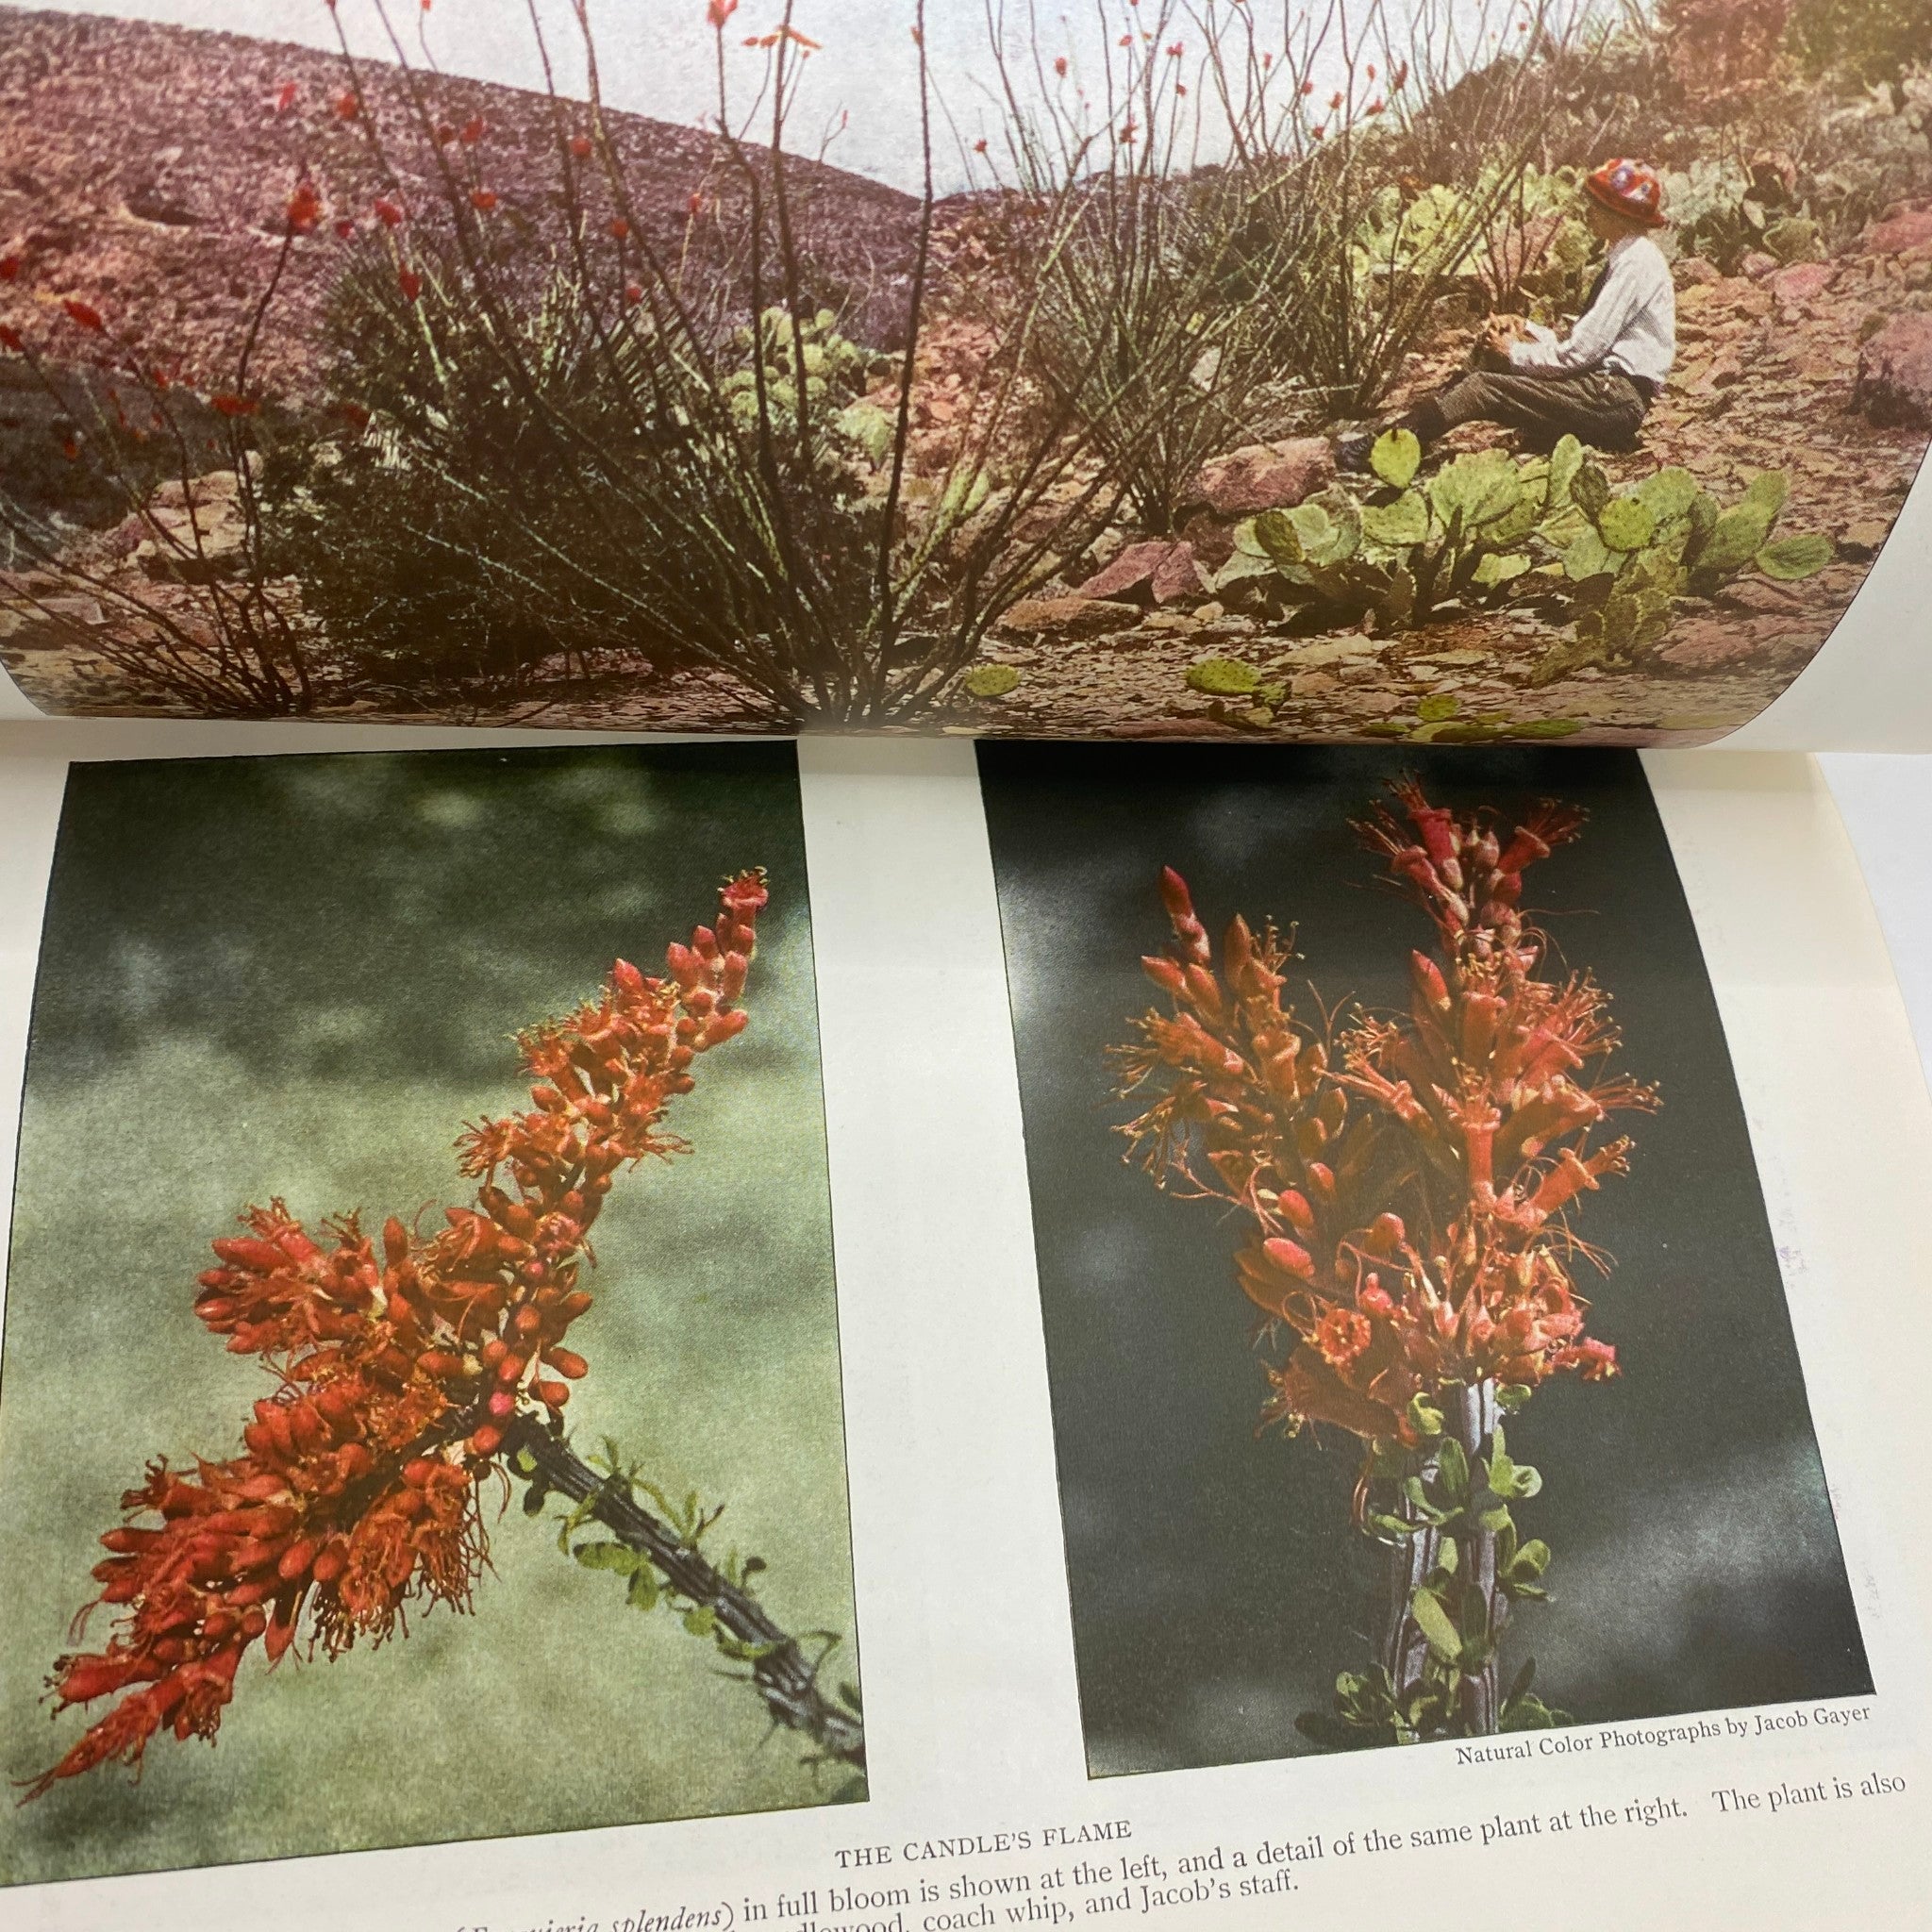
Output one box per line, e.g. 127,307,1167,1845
501,1412,865,1772
1450,1378,1505,1737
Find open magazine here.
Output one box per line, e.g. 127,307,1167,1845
2,4,1931,1929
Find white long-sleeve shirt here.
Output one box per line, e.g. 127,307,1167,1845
1507,231,1675,388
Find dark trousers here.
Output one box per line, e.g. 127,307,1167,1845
1399,365,1653,454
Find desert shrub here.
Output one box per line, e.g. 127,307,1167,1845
994,0,1610,534
1266,0,1621,417
1660,0,1794,111
1788,0,1932,94
1796,73,1932,245
271,0,1224,724
0,286,321,714
268,248,910,702
988,2,1338,532
1662,153,1824,269
1004,158,1326,533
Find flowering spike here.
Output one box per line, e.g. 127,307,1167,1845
28,874,769,1798
1112,789,1654,1452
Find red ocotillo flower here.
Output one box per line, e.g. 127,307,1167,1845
25,873,770,1800
286,180,324,235
1112,784,1653,1452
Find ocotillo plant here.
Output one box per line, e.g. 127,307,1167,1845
1110,781,1654,1745
25,870,864,1802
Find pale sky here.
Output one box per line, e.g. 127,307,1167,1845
13,0,1565,193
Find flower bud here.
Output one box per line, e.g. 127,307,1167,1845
1262,1237,1316,1283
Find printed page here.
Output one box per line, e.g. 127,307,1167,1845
3,1,1931,745
0,730,1926,1929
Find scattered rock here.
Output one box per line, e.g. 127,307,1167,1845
1151,541,1208,604
1191,436,1334,517
1179,510,1237,570
1656,617,1780,672
996,595,1142,637
124,185,202,228
1679,276,1773,322
1855,313,1932,429
1770,260,1835,308
1074,538,1205,604
1722,577,1808,616
1839,519,1892,559
1285,638,1386,669
1108,716,1244,739
1740,251,1779,279
38,594,106,626
1674,256,1721,288
1863,205,1932,258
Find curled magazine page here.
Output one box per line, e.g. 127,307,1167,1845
0,730,1926,1932
2,1,1932,743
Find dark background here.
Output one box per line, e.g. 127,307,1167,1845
979,742,1871,1777
26,741,802,1090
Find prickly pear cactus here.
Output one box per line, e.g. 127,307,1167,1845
1531,458,1831,683
1213,425,1832,687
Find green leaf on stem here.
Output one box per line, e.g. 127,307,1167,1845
1410,1586,1463,1663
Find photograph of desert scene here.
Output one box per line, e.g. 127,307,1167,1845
1,0,1928,741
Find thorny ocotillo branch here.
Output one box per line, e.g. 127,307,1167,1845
505,1415,865,1771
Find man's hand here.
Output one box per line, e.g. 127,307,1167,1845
1482,312,1529,358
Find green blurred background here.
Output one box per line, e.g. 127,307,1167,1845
0,741,859,1885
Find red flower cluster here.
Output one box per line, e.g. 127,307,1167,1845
1114,784,1653,1451
26,873,769,1800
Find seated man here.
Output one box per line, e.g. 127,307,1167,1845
1340,158,1674,468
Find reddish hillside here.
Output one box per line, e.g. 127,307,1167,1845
0,6,924,394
